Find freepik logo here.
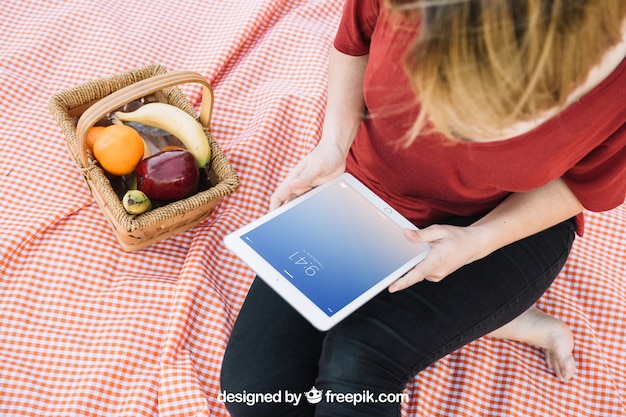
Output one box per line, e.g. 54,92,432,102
218,386,409,407
304,386,323,404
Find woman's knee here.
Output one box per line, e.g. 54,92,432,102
314,336,407,416
220,277,325,416
221,348,320,417
317,327,410,393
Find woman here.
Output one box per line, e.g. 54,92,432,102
221,0,626,416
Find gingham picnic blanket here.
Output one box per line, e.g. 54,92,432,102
1,1,624,416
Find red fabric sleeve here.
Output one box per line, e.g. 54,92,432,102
563,124,626,212
333,0,381,56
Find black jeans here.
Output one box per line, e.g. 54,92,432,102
220,218,576,417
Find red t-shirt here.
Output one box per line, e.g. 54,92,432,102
334,0,626,234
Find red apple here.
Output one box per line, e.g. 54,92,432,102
135,148,199,201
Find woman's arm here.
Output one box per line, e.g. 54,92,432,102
389,178,584,292
318,48,368,157
269,48,368,209
469,178,583,259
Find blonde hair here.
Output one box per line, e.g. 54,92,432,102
385,0,626,141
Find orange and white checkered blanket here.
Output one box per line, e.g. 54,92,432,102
1,1,624,416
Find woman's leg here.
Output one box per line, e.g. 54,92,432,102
221,217,576,417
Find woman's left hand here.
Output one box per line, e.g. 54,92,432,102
388,224,484,293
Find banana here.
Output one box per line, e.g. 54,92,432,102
122,190,153,215
114,103,211,168
141,138,152,159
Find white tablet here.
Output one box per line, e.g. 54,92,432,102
224,173,430,331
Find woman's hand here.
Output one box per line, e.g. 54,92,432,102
269,142,348,210
388,224,484,293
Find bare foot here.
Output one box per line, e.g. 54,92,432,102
488,306,576,381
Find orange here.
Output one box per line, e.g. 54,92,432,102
93,124,145,176
86,126,105,154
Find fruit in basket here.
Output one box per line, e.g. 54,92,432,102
135,148,199,201
122,190,153,214
114,103,211,168
86,126,105,154
93,124,145,176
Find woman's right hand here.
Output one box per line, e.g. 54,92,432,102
269,142,348,210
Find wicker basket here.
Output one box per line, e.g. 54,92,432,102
49,64,239,251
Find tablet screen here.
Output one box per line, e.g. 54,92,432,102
238,178,419,317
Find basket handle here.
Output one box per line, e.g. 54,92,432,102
75,71,214,169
